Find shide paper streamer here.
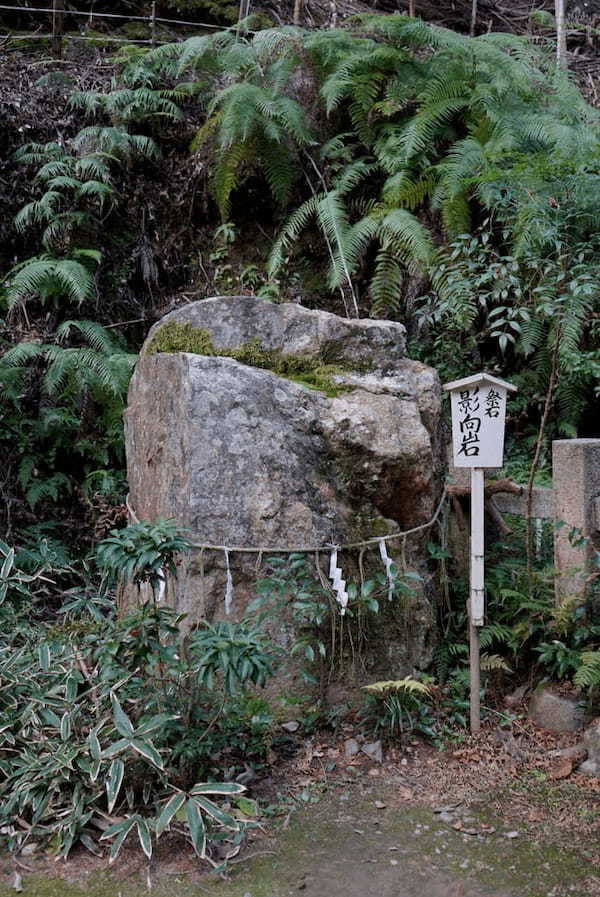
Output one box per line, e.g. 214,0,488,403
328,547,349,615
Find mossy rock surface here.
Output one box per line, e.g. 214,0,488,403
145,320,351,397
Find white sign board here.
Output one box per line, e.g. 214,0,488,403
448,378,509,469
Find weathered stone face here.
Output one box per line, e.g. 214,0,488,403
124,296,443,680
579,717,600,776
528,683,586,733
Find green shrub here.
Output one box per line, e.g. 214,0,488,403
0,534,277,867
97,517,192,590
360,677,436,741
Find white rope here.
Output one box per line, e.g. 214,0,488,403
126,490,448,617
125,487,448,555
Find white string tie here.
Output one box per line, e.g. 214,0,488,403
156,568,166,603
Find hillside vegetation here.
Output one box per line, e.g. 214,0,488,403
2,12,600,543
1,6,600,871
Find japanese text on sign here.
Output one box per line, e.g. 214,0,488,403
457,387,481,458
450,383,508,468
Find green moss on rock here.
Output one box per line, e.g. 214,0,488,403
349,512,398,542
145,320,353,397
145,321,215,356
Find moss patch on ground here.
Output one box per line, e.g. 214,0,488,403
145,320,359,397
0,782,593,897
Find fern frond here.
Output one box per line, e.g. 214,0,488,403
170,32,236,77
35,160,73,181
376,208,434,268
0,342,46,367
334,159,378,197
42,345,125,396
369,247,403,318
72,128,160,161
212,142,250,220
574,651,600,691
14,192,63,232
42,212,90,250
320,132,356,161
480,653,512,673
343,215,379,273
4,256,96,309
250,26,300,60
382,170,435,209
434,137,487,236
106,87,184,124
45,176,81,193
268,194,321,276
315,191,354,289
400,95,468,161
363,676,431,695
260,139,297,207
75,155,111,182
479,623,515,650
56,319,120,355
76,180,115,207
14,141,65,166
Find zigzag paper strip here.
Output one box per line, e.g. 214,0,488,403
329,547,349,615
378,538,395,602
224,548,234,615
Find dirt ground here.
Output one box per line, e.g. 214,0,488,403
0,719,598,897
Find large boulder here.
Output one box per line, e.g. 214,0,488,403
528,683,586,733
578,717,600,776
124,296,443,680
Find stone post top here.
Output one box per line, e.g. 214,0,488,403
553,438,600,446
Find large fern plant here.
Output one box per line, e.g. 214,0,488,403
130,15,600,431
0,320,136,509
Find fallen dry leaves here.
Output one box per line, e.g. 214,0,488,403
262,716,599,862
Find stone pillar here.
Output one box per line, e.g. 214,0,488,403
553,439,600,604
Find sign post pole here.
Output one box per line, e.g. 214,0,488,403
443,372,517,734
470,466,485,732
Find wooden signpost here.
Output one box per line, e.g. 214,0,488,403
443,372,517,733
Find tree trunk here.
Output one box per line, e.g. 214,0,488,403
293,0,305,25
470,0,477,35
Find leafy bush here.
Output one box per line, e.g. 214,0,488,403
0,531,277,867
436,518,600,719
97,517,192,590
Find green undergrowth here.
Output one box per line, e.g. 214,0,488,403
145,320,355,397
